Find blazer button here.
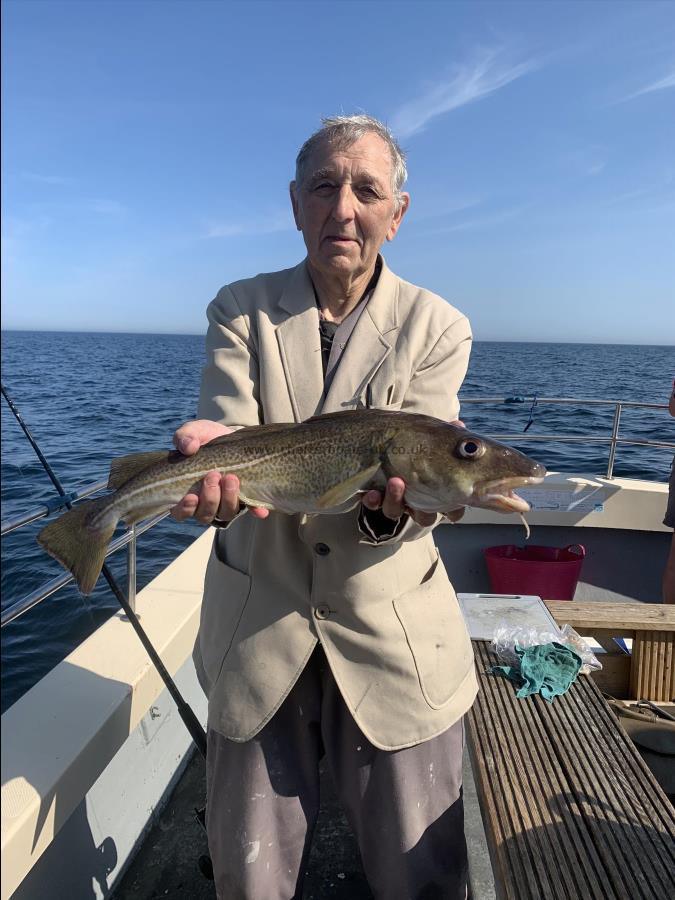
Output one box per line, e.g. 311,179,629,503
315,605,331,620
314,542,330,556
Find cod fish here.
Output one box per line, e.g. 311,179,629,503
38,409,546,594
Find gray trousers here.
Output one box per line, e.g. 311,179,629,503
206,647,467,900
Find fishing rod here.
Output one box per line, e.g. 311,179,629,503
1,382,208,760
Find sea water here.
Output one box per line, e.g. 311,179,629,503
1,331,673,711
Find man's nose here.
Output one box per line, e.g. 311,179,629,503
331,185,357,222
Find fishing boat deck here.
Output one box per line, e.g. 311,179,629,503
111,746,495,899
111,644,675,900
467,641,675,900
115,598,675,900
111,749,371,899
3,460,673,900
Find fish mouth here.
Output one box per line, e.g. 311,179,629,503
472,474,545,513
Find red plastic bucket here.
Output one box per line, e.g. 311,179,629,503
483,544,585,601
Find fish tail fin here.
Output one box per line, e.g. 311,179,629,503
37,496,118,594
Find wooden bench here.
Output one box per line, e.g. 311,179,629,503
466,641,675,900
543,601,675,703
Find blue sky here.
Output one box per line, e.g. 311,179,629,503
2,0,674,343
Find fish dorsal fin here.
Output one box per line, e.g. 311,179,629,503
315,463,381,510
108,450,171,489
303,410,367,425
303,409,431,426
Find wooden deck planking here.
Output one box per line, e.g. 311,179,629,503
467,642,675,900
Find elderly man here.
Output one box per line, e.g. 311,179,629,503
172,115,477,900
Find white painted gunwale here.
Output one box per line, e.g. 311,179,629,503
462,471,670,533
1,531,213,900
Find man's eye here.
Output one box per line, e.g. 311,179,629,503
312,182,335,195
357,186,380,199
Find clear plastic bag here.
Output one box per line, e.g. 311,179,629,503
491,622,602,675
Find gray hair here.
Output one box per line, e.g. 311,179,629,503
294,114,408,210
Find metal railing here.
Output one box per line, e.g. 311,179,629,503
2,396,673,630
460,396,673,479
1,479,109,536
1,507,167,627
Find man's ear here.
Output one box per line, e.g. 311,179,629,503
289,181,302,231
386,192,410,242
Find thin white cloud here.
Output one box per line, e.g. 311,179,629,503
88,199,127,216
204,211,293,239
390,48,539,139
562,145,606,179
621,69,675,102
1,215,53,265
586,162,606,177
416,205,526,236
20,171,73,186
408,197,484,224
608,187,654,205
3,214,53,238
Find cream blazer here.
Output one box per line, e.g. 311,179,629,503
193,256,477,750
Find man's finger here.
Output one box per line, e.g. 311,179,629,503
218,474,270,520
361,490,384,511
175,434,201,456
218,474,242,521
195,471,223,523
381,478,406,520
173,419,231,456
170,493,199,522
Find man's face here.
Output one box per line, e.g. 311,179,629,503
290,132,409,282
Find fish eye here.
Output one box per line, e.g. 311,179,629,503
458,439,485,460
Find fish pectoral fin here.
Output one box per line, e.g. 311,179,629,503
108,450,172,489
122,502,171,526
237,494,275,511
315,464,381,510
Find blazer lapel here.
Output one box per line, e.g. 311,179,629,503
321,256,399,413
275,261,325,422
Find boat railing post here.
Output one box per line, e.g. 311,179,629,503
127,524,137,614
606,403,622,479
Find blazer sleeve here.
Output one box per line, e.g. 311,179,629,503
357,313,472,546
197,285,262,428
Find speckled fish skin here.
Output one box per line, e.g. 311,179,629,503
37,409,546,593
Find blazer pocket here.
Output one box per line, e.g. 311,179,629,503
393,552,473,708
200,544,253,689
366,381,404,411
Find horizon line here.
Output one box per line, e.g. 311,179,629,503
1,328,672,348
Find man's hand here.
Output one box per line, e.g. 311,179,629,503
361,477,437,527
170,419,270,525
361,478,465,526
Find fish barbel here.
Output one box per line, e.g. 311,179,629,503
37,409,546,594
